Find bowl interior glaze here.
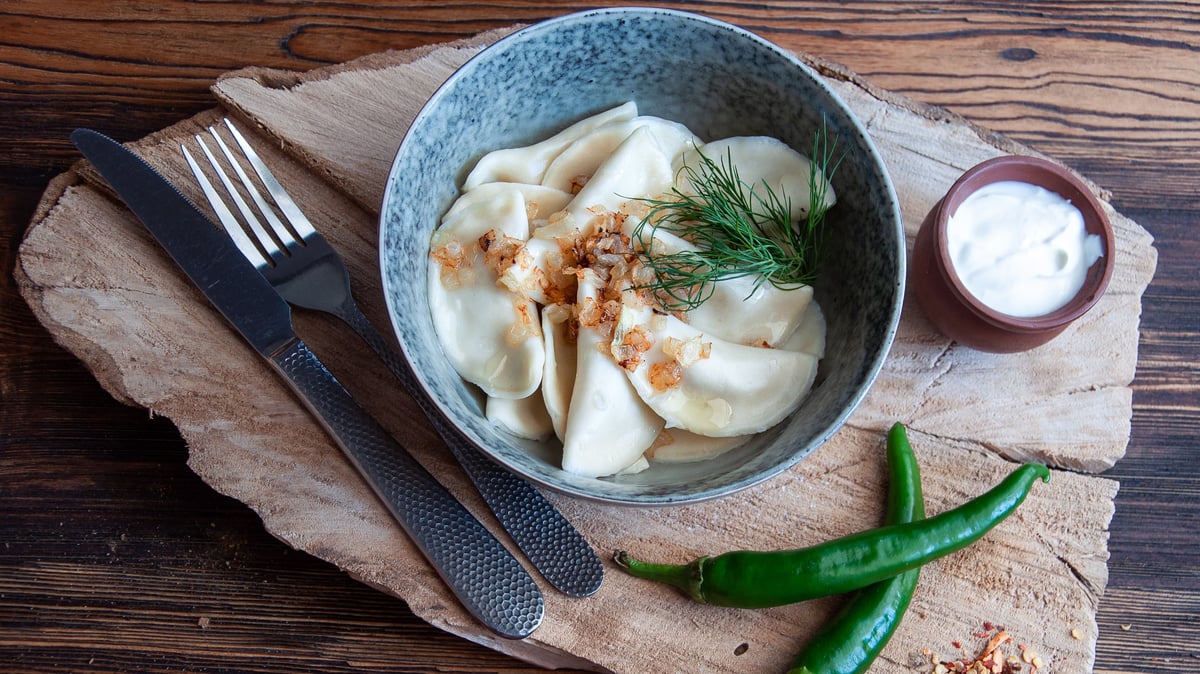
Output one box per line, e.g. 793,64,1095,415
379,8,904,505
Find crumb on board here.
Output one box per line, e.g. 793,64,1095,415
925,622,1047,673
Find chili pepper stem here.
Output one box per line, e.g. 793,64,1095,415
613,550,707,602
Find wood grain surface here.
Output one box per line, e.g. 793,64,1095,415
14,37,1144,672
2,2,1197,673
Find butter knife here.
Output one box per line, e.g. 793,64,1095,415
71,128,544,639
185,118,602,597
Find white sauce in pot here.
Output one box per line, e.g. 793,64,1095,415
946,180,1104,318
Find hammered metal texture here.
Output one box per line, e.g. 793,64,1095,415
349,309,603,597
272,339,544,638
72,127,543,638
444,432,604,597
185,115,601,593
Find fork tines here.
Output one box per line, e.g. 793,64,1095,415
181,119,316,269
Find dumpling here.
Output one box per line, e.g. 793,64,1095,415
485,391,554,441
634,226,816,347
540,303,576,442
445,181,573,222
677,135,837,224
541,116,700,193
498,126,676,306
688,282,815,348
646,429,750,464
463,102,638,189
562,125,675,224
561,271,663,478
616,457,650,475
780,300,827,358
612,303,818,437
427,190,544,399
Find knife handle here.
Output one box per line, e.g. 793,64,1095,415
339,304,603,597
269,338,544,639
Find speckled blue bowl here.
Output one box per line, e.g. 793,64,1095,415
379,8,904,505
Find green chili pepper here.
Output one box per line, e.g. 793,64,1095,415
613,458,1049,609
787,422,924,674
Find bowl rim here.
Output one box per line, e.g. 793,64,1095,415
378,7,907,505
931,154,1116,332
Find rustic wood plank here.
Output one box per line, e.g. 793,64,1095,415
3,3,1197,673
15,31,1150,672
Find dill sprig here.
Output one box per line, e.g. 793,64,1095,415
633,124,842,312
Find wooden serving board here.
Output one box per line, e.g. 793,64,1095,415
16,27,1156,674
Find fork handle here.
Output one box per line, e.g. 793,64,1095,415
338,302,604,598
269,337,544,638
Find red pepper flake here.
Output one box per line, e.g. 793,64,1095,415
927,626,1044,674
982,631,1012,658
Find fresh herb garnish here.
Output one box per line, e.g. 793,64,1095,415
633,124,842,311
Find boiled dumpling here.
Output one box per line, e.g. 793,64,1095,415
781,300,827,358
646,429,750,464
633,226,816,347
616,456,650,475
498,125,676,306
563,125,675,224
436,108,837,478
612,303,818,437
677,135,836,224
561,271,663,478
485,391,554,440
541,116,700,193
688,282,815,348
427,190,544,399
445,181,573,222
463,102,637,189
540,303,576,442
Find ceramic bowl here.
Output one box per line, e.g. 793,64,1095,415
911,155,1115,353
379,8,904,505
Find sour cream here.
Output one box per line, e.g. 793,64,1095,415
946,180,1104,317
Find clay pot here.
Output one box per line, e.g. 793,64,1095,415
911,155,1115,353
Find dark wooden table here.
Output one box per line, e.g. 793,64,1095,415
3,2,1196,672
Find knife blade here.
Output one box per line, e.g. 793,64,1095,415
71,128,544,639
195,117,601,597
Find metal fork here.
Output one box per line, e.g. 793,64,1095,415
181,118,602,598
